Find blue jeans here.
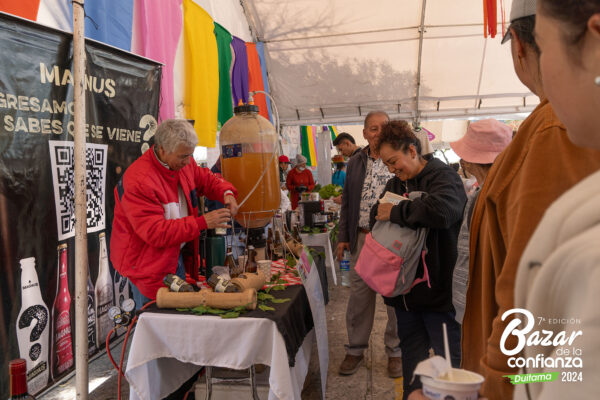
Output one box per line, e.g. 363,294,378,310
130,253,186,310
394,308,462,399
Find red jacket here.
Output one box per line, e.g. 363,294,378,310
286,167,315,209
110,146,237,299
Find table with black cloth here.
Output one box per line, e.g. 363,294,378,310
125,284,315,400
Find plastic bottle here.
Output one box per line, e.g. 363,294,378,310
340,250,351,287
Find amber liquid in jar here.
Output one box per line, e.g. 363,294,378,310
222,152,280,228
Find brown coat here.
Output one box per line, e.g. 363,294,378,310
461,99,600,399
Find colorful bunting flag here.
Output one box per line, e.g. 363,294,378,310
256,42,273,122
330,125,339,142
0,0,40,21
231,36,249,106
82,0,134,51
183,0,219,147
134,0,182,122
246,42,269,120
214,22,234,129
300,126,318,166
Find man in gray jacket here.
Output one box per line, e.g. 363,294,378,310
337,111,402,377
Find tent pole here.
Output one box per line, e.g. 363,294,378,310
414,0,427,127
72,1,89,399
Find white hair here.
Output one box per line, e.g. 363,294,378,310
154,119,198,152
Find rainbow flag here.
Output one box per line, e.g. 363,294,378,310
300,125,318,166
329,125,339,142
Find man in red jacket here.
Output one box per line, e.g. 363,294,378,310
110,119,238,308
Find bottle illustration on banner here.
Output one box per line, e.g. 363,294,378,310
113,269,130,336
51,244,73,378
113,269,130,308
16,257,50,395
95,232,114,347
87,268,97,355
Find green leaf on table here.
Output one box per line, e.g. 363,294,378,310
258,292,275,301
221,311,240,319
270,298,291,304
258,304,275,312
286,255,296,267
276,279,287,284
269,272,281,284
311,227,321,234
176,308,190,312
191,305,207,314
264,286,272,293
205,306,226,315
233,305,247,312
272,285,286,291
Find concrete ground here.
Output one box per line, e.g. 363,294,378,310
301,280,403,399
40,268,403,399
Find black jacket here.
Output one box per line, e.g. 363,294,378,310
369,158,466,312
338,146,369,252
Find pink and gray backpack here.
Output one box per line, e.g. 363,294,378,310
355,191,430,297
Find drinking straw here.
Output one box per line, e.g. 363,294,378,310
443,323,455,380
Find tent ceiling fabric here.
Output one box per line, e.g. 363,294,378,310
244,0,539,125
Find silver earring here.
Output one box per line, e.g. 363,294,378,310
595,76,600,86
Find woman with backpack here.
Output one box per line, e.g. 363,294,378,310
370,120,466,400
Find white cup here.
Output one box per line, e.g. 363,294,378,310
257,260,272,279
421,368,484,400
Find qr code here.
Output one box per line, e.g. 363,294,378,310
48,141,108,240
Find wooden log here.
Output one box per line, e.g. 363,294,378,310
156,287,257,310
231,271,266,291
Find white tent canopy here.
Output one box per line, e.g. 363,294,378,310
243,0,539,126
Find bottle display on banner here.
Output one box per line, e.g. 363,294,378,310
16,257,50,395
8,359,37,400
112,270,130,336
86,270,97,355
113,269,130,307
95,233,115,347
51,244,73,378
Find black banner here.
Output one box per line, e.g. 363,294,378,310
0,12,161,397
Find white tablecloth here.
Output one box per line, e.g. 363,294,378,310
126,313,314,400
299,232,337,285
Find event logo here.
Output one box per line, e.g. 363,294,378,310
39,63,116,98
501,308,583,385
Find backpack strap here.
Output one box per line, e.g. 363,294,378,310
409,249,431,290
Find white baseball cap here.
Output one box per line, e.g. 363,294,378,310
501,0,537,44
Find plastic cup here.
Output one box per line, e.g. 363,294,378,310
421,368,484,400
257,260,272,279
